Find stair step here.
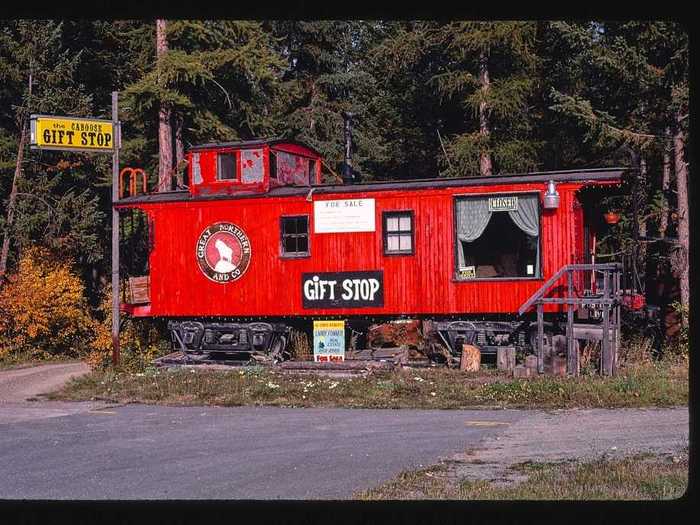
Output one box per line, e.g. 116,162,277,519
571,323,618,341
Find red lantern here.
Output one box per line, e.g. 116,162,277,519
604,212,620,225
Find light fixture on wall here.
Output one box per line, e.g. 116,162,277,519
604,211,621,225
543,180,560,209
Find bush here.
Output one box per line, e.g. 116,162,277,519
84,283,169,372
667,302,689,358
0,246,102,359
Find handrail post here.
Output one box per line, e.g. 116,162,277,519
602,270,611,376
537,302,544,374
567,269,576,376
614,268,621,374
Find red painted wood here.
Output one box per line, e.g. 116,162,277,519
125,178,619,319
189,141,321,197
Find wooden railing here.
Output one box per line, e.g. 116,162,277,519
518,263,622,376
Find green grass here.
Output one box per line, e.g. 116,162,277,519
51,358,688,409
357,453,689,500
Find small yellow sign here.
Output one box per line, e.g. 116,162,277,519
30,115,116,152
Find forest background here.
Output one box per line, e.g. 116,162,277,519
0,20,690,362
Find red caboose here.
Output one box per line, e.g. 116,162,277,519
116,138,625,361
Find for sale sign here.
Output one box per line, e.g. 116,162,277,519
30,115,118,152
313,320,345,362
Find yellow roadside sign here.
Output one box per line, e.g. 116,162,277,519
30,115,117,152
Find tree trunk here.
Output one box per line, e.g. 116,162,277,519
174,113,185,187
156,19,173,192
673,115,689,316
478,50,493,177
309,80,316,135
656,127,673,311
659,126,672,238
0,121,27,283
0,70,32,284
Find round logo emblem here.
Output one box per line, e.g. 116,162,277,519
196,222,251,283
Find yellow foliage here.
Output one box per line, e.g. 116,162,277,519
84,283,165,371
0,246,101,358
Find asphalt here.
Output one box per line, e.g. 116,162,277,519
0,404,523,499
0,364,689,500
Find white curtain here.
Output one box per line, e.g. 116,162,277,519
508,194,539,237
508,194,540,276
455,198,492,268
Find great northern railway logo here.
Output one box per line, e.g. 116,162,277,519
196,222,251,283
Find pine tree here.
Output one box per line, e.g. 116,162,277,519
123,20,285,187
269,20,391,180
429,21,541,176
0,20,93,282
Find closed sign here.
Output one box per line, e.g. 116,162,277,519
302,271,384,308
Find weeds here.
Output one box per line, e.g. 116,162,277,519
53,355,687,409
357,453,688,500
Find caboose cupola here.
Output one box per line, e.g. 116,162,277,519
186,138,323,197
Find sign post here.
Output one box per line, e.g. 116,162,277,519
30,97,122,365
111,92,120,365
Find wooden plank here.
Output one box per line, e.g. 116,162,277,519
567,270,576,375
513,365,531,379
614,270,621,374
525,355,538,370
127,275,150,304
518,265,568,315
552,355,567,377
601,272,611,376
538,298,615,305
460,344,481,372
571,324,616,341
496,347,516,371
537,303,544,374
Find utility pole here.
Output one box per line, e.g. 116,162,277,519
112,91,120,365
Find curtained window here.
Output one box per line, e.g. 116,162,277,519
455,194,541,279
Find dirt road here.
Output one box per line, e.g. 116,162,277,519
0,362,90,403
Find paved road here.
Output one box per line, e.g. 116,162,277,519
0,402,688,500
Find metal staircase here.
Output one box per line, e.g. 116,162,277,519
518,263,622,376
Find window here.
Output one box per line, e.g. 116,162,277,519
281,216,309,257
276,151,310,186
217,153,237,181
383,211,414,255
241,149,264,183
455,194,540,279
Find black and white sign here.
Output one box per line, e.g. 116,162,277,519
313,198,375,233
302,271,384,308
488,196,518,212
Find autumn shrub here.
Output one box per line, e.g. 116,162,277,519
289,329,312,360
0,246,101,359
84,283,169,372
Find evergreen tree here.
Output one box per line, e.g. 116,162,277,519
269,20,390,180
428,21,541,176
123,20,285,188
0,20,94,281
